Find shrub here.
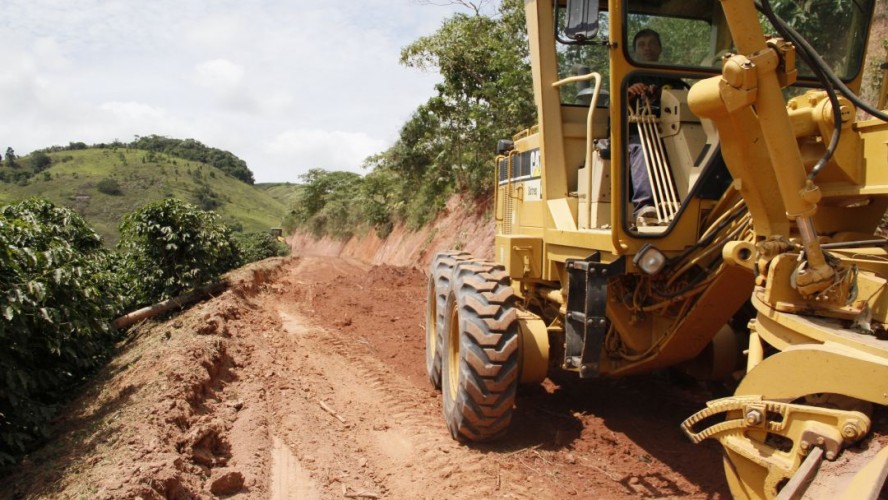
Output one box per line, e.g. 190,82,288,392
194,185,221,210
234,232,290,264
29,152,52,172
96,178,123,196
0,198,121,464
116,199,240,309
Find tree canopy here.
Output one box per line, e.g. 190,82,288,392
129,135,255,184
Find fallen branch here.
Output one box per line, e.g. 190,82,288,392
344,491,380,499
318,400,347,424
518,457,542,475
113,281,228,329
586,463,622,482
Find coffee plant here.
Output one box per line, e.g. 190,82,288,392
233,232,290,265
116,198,240,309
0,198,122,464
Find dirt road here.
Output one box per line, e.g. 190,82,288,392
4,256,728,499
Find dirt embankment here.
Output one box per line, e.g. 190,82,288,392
288,195,495,271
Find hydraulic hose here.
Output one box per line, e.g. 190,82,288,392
759,0,888,177
757,0,844,179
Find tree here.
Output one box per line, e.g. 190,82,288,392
5,147,16,168
414,0,495,16
285,0,537,238
390,0,534,199
129,135,255,184
289,169,364,238
29,151,52,172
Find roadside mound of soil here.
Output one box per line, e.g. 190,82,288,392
2,258,290,499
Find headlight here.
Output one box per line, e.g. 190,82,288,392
633,244,667,275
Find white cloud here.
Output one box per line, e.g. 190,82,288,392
99,101,168,121
0,0,468,182
194,59,245,91
264,129,389,178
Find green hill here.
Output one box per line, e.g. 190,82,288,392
256,182,303,206
0,147,288,245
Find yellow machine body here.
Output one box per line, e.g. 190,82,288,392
488,0,888,497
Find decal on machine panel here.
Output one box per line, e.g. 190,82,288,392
524,179,542,201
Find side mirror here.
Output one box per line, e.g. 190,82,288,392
565,0,599,41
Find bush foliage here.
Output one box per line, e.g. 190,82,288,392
234,232,290,264
116,199,240,310
0,199,122,464
96,177,123,196
0,196,285,464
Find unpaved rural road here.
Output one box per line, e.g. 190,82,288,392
4,256,729,499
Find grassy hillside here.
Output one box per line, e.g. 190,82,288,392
0,148,288,245
256,182,303,206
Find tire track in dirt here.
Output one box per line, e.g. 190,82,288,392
259,257,536,499
266,307,534,499
320,319,535,499
254,255,731,499
271,435,319,499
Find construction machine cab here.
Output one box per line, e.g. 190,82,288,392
546,0,735,241
500,0,877,260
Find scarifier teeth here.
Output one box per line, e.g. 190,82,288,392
681,395,764,444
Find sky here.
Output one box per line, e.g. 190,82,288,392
0,0,473,183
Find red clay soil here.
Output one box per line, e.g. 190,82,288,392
1,255,730,499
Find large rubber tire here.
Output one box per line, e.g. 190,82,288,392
425,251,472,389
441,260,520,442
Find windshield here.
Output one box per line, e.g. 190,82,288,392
554,0,874,106
759,0,874,81
556,10,612,106
627,15,713,68
554,1,724,105
626,0,730,70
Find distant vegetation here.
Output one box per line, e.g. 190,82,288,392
24,136,255,185
0,146,284,245
127,135,255,184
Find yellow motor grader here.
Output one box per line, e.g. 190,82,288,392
425,0,888,497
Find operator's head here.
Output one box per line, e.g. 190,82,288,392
633,29,662,62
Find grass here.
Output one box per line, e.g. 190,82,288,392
0,148,289,246
256,182,303,207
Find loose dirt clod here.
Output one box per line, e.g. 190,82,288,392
209,469,245,495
